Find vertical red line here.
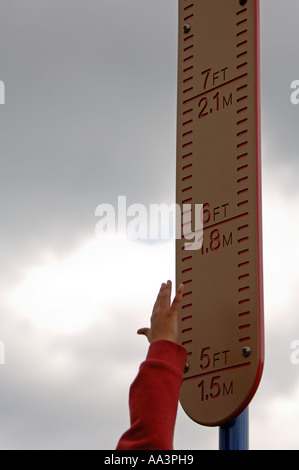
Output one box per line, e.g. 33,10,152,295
254,0,264,380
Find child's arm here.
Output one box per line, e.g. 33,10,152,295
116,281,187,450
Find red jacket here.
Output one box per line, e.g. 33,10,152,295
116,340,187,450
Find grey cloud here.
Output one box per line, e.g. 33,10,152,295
0,0,178,270
260,0,299,168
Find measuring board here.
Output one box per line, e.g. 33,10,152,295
176,0,264,426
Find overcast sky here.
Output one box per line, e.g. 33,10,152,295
0,0,299,450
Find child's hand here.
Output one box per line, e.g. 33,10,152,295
137,280,184,344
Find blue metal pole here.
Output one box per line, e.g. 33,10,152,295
219,408,249,450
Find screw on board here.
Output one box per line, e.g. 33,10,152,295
184,362,190,373
183,24,191,34
242,346,251,358
239,0,248,6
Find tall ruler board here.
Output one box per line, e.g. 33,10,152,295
176,0,264,426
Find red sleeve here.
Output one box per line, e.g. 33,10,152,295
116,340,187,450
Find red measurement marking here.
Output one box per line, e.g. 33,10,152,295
182,327,193,334
237,141,248,148
183,86,194,94
237,84,248,92
238,236,249,243
238,224,249,231
237,130,248,138
203,212,248,232
184,44,194,53
238,273,249,280
238,261,249,268
237,19,248,27
182,302,192,309
239,311,250,317
182,206,192,216
237,62,248,70
183,76,194,84
182,197,192,205
237,40,248,48
184,3,194,12
237,152,248,159
182,174,192,182
184,14,194,21
239,336,251,343
184,55,194,63
237,176,248,183
237,188,248,196
239,298,250,305
182,141,193,148
183,34,194,42
183,119,193,127
237,30,248,38
182,163,193,171
183,65,194,73
236,7,248,16
183,361,251,382
182,129,193,137
239,324,251,331
182,152,192,159
238,249,249,256
182,315,192,322
239,286,250,293
237,96,248,104
183,291,192,298
182,186,192,193
182,267,192,275
183,73,248,104
238,200,249,208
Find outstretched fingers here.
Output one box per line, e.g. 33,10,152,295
152,282,166,315
170,283,184,315
160,280,172,313
137,280,185,344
